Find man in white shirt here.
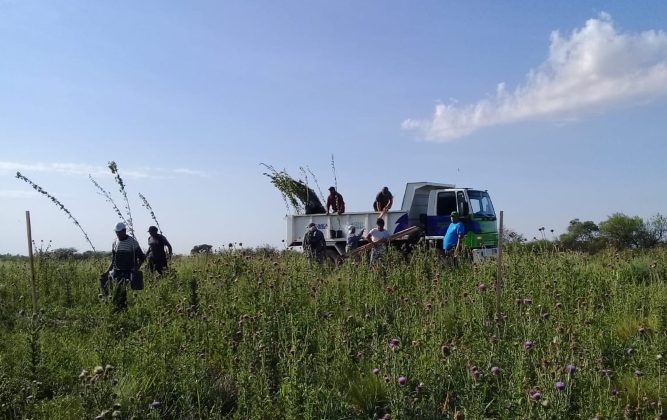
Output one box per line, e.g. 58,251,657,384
366,218,390,264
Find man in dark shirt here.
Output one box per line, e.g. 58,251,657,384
101,222,146,309
326,187,345,215
303,222,326,262
373,187,394,215
146,226,173,274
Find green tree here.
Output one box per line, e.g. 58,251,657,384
559,219,606,253
638,213,667,248
599,213,644,249
191,244,213,255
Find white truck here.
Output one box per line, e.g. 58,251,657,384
287,182,499,260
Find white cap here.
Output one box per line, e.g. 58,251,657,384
114,222,126,232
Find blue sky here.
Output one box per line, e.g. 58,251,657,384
2,1,667,254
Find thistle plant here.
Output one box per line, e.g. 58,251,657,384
89,175,127,225
305,166,325,205
139,193,162,233
108,161,134,236
16,172,97,251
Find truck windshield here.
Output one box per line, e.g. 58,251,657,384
468,190,496,218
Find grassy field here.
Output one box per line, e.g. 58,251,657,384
1,246,666,419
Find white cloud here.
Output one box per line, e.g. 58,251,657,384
0,189,38,198
402,13,667,141
0,161,208,179
173,168,208,177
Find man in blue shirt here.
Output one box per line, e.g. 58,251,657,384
443,211,465,255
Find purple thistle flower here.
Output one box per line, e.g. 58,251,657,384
627,347,635,355
555,381,565,391
476,283,487,291
529,390,541,401
638,326,646,335
490,366,500,376
555,302,563,309
541,312,550,320
372,368,380,375
397,376,407,385
611,388,620,397
389,338,400,350
565,364,576,374
634,370,642,377
149,400,161,409
523,340,534,350
440,344,451,357
600,368,612,376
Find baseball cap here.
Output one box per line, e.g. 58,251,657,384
307,222,316,228
114,222,126,232
450,211,460,217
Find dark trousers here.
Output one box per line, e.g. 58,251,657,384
148,258,168,274
100,270,131,310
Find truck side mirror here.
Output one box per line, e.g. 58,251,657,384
460,202,470,217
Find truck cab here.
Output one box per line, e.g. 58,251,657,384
422,187,498,250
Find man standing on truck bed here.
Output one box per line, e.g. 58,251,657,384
443,211,466,256
374,187,393,217
326,186,345,215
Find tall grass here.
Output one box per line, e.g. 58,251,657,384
0,247,666,418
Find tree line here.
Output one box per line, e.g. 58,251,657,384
506,212,667,253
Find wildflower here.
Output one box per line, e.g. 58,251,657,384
657,354,663,360
541,312,550,320
524,340,534,350
490,366,500,376
627,348,635,355
476,283,487,291
634,370,642,377
523,298,532,305
383,375,390,383
638,326,647,335
612,389,620,397
372,368,380,375
529,389,541,401
93,366,104,375
555,381,565,391
149,400,161,409
389,338,400,351
565,364,576,374
600,368,612,376
441,344,451,357
397,376,407,385
555,302,563,309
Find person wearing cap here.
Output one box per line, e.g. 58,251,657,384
443,211,466,255
101,222,146,309
146,226,173,274
366,218,391,264
325,186,345,215
303,222,326,262
345,225,365,253
373,187,393,216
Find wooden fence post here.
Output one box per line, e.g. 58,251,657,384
495,211,503,320
26,211,38,315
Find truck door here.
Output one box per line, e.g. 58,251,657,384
426,190,459,236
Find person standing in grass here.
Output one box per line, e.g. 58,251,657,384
146,226,173,274
366,218,391,264
101,222,145,309
303,222,326,262
443,211,466,257
345,225,365,253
